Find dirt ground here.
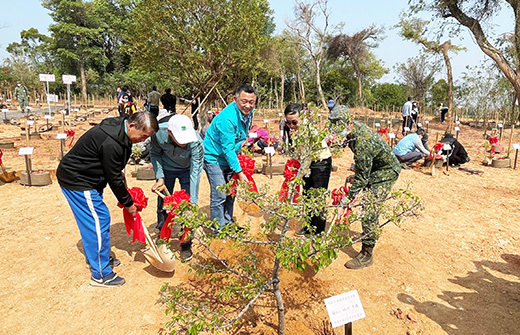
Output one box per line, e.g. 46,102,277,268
1,110,519,335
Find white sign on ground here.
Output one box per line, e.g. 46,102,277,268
498,123,503,128
26,120,34,126
404,127,410,132
375,123,380,127
425,120,429,124
39,74,55,82
44,115,52,120
47,94,59,103
263,119,269,124
324,290,366,328
1,109,8,114
513,143,520,150
62,74,76,84
417,122,422,128
454,127,461,132
388,133,396,139
56,133,67,140
264,146,275,155
18,147,34,156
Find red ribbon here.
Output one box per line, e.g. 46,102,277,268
429,143,445,160
159,190,191,242
117,187,148,244
0,149,3,165
279,159,301,203
65,129,75,149
378,128,388,135
230,155,258,194
331,186,350,205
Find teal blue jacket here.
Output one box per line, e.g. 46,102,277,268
203,102,254,172
150,122,204,204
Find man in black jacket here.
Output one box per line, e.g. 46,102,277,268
57,112,158,287
161,88,177,114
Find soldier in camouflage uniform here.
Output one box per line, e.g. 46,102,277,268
14,82,29,113
329,105,401,270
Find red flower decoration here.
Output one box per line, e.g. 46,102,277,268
160,190,191,241
279,159,301,203
117,187,148,244
331,186,350,206
230,155,258,195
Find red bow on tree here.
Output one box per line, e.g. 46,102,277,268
160,190,191,242
117,187,148,244
331,186,353,224
429,143,445,160
279,159,301,203
65,129,75,149
230,155,258,195
378,128,388,135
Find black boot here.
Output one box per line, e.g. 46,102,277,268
344,244,373,270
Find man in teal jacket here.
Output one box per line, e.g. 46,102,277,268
203,84,257,231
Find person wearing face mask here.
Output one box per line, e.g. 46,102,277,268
203,84,257,232
329,105,401,270
150,114,204,261
283,103,332,237
14,82,29,113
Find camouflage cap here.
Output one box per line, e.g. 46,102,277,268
328,105,352,124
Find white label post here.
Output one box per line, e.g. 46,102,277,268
62,75,76,115
324,290,366,330
39,73,56,117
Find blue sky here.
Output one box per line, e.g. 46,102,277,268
0,0,513,83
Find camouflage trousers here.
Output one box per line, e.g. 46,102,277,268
359,174,398,246
18,97,29,111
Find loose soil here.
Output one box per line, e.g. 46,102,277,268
1,110,519,335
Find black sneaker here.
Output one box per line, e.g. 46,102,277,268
180,243,193,261
86,256,120,269
90,272,125,287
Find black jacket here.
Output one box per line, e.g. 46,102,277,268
160,93,177,113
57,116,133,207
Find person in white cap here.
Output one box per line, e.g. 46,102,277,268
150,114,204,261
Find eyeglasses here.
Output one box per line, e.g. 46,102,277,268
285,120,298,126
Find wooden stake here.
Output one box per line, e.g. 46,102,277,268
507,124,515,158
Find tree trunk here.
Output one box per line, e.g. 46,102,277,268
441,43,454,133
280,73,285,111
357,70,363,104
79,59,87,103
315,57,327,110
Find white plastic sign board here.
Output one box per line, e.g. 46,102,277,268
248,132,258,138
26,106,32,110
18,147,34,156
56,133,67,140
454,127,461,131
263,119,269,124
44,115,52,120
264,146,275,155
417,122,422,128
425,120,429,124
47,94,59,103
513,143,520,150
388,133,396,139
39,73,55,82
498,123,503,128
278,113,283,117
375,123,380,127
456,121,461,125
26,120,34,125
404,127,410,132
324,290,366,328
62,74,77,84
1,109,8,113
61,110,67,115
74,108,79,112
6,99,11,102
387,120,392,124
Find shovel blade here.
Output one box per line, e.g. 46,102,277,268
143,244,176,272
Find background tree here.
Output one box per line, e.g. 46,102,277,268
327,25,386,106
396,14,464,128
395,54,439,104
371,82,408,110
43,0,112,102
128,0,273,124
287,0,331,109
413,0,520,120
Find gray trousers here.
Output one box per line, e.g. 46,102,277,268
395,151,423,165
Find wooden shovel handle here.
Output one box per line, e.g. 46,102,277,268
152,189,165,199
